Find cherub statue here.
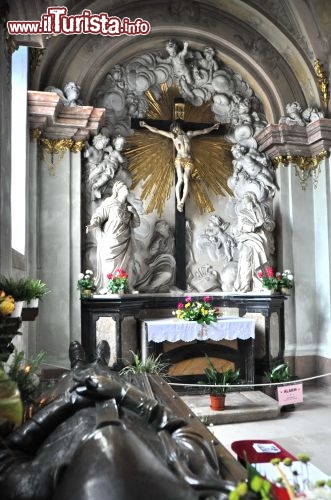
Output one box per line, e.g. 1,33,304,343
231,144,277,196
63,81,82,106
279,101,305,126
88,136,127,200
157,39,194,100
198,46,218,83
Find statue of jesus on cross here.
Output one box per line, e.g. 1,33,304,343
139,120,220,212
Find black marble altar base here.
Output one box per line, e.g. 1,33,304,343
81,292,286,381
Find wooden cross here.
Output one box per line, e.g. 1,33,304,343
131,99,227,290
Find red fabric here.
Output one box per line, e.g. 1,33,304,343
231,439,297,464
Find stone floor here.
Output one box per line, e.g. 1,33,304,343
193,385,331,476
182,390,280,425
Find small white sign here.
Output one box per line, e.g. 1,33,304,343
253,443,281,454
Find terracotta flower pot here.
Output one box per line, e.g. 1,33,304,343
210,394,226,411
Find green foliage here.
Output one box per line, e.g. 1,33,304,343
120,351,168,375
0,275,30,301
265,363,292,383
0,367,23,425
4,349,45,403
174,297,220,325
25,279,50,300
77,270,97,293
202,355,240,396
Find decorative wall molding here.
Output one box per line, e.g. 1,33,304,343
257,118,331,189
27,90,105,141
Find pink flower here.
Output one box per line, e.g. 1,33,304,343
257,270,263,278
177,302,184,309
107,273,113,279
185,296,192,302
203,296,211,302
265,266,274,278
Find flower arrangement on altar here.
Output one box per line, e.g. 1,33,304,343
0,290,15,317
77,270,97,297
173,296,221,325
107,268,129,294
257,267,294,293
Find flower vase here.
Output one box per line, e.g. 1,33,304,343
281,287,291,296
210,394,226,411
10,300,24,318
81,289,93,299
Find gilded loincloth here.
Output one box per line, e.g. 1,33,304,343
175,157,194,170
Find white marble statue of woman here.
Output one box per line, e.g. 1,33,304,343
86,181,140,290
234,192,275,292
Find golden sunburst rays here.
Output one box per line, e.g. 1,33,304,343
145,84,214,124
190,136,233,213
127,83,233,215
126,131,174,216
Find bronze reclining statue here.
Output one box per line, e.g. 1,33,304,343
0,341,249,500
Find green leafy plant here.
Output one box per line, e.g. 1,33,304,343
257,267,294,292
173,295,221,325
107,269,129,294
4,349,46,404
0,275,29,301
77,270,97,293
25,278,50,301
0,367,23,426
202,355,240,396
120,351,168,375
265,363,292,383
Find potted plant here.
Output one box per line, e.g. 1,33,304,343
264,363,296,411
0,276,30,317
257,267,294,295
173,296,221,324
107,268,129,295
25,279,49,307
120,351,168,376
202,355,240,411
77,270,97,298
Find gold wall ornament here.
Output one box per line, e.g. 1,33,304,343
39,138,74,175
314,59,329,109
127,84,231,215
174,97,185,120
273,150,329,190
71,140,85,153
30,128,42,141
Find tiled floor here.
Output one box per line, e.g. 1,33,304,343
209,385,331,476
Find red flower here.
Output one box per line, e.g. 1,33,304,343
203,296,211,302
107,273,113,279
265,266,274,278
257,270,263,278
177,302,184,309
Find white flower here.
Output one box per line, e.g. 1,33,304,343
276,272,281,277
287,274,294,281
78,273,84,279
85,270,93,275
84,275,90,279
283,269,291,274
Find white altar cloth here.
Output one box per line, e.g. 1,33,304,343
143,316,255,343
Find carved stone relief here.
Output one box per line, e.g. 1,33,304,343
83,39,277,293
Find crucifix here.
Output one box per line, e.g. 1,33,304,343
131,98,227,289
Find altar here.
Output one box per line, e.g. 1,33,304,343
81,292,286,380
141,316,256,383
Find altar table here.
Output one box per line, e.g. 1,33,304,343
141,316,256,383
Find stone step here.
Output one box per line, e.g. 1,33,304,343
181,391,280,425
